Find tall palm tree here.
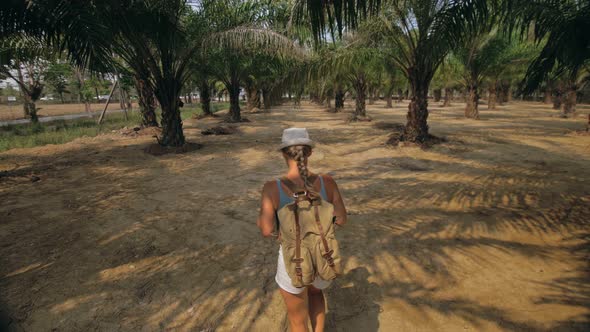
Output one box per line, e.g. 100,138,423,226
456,30,508,119
314,40,383,121
295,0,494,143
101,0,202,146
202,0,302,122
0,38,52,123
382,61,405,108
481,37,537,110
431,55,462,107
2,0,193,143
509,0,590,117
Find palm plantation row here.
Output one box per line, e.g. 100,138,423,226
1,0,588,147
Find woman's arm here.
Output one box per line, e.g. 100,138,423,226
323,174,347,226
257,181,277,237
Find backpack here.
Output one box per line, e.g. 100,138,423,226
277,177,342,288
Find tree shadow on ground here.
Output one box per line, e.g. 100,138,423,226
1,102,589,331
325,267,381,332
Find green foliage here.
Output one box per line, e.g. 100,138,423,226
44,62,72,101
0,112,142,152
507,0,590,93
432,55,462,90
86,77,111,98
291,0,381,43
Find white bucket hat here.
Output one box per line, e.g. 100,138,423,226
278,127,315,150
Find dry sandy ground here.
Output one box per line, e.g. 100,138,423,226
0,103,137,121
0,101,589,331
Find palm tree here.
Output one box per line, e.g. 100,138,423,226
482,37,537,110
101,0,202,146
201,0,302,122
1,0,193,143
295,0,494,143
0,40,51,123
381,48,406,108
431,55,462,107
456,30,508,119
314,41,383,121
509,0,590,117
45,61,72,104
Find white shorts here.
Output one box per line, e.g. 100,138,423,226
275,246,332,294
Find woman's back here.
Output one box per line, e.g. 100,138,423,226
256,128,347,332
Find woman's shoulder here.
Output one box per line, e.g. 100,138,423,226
319,173,337,185
262,179,280,195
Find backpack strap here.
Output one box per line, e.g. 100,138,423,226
313,205,336,269
280,175,320,202
292,205,304,284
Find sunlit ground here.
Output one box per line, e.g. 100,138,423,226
0,100,589,331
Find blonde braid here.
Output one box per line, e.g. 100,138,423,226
283,145,313,191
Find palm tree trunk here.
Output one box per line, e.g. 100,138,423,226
433,89,442,102
135,77,158,127
385,94,393,108
543,91,552,104
159,100,184,146
402,79,429,142
488,84,497,110
552,86,563,110
443,87,452,107
200,80,212,116
465,85,479,119
397,88,404,102
352,74,368,120
74,67,83,103
385,85,394,108
262,88,271,111
246,84,261,110
368,88,375,105
15,66,42,123
561,85,577,118
22,93,38,123
499,81,511,104
335,89,345,111
228,77,242,122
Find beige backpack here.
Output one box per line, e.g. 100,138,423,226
277,177,342,288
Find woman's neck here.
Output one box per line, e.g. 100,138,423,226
286,167,301,180
285,161,310,181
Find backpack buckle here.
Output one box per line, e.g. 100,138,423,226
323,250,335,265
292,190,307,198
295,267,303,276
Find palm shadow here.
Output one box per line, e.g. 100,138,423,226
325,267,381,332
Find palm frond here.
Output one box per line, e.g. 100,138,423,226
291,0,381,44
205,26,307,59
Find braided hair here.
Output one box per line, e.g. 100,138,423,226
282,145,313,191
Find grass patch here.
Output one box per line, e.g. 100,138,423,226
0,112,142,152
179,101,240,120
0,102,242,152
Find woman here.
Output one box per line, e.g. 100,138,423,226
257,128,347,332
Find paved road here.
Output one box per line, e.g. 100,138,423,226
0,109,128,126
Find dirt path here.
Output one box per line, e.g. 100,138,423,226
1,101,589,331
